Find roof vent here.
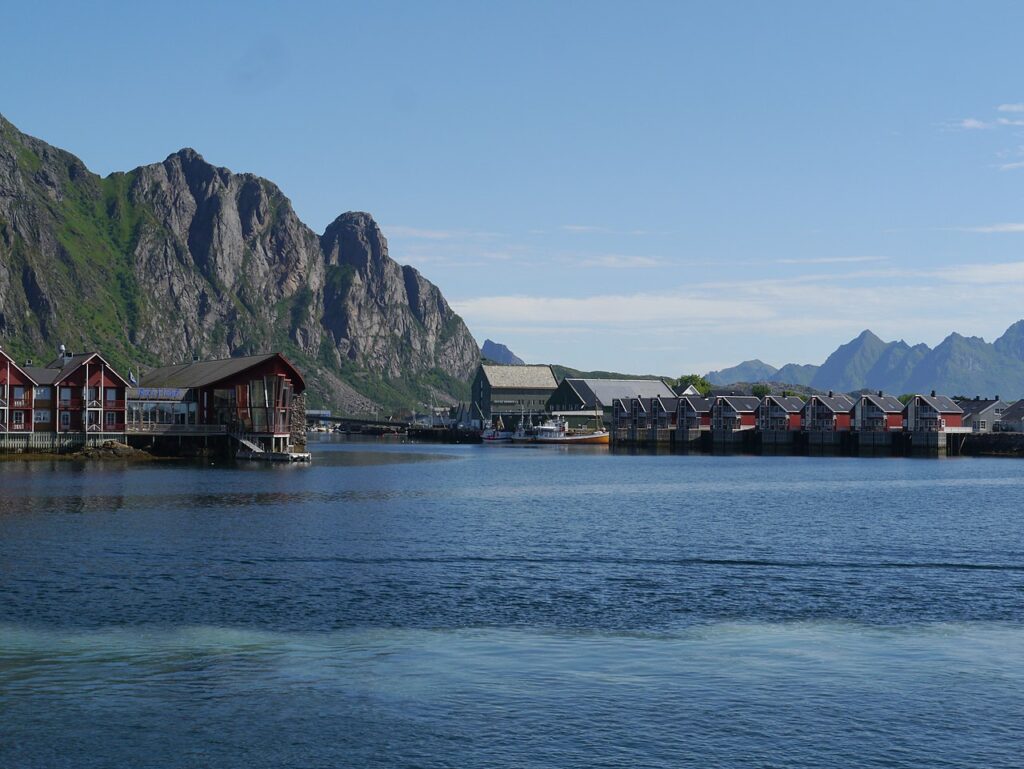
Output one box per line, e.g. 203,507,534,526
25,359,32,366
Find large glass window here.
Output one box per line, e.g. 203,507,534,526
34,410,50,423
34,386,51,400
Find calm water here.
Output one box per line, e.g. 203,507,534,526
1,439,1023,767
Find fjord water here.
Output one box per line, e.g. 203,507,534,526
2,441,1023,768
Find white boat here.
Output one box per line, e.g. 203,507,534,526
481,427,513,443
528,417,610,445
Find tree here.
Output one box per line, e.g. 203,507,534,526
751,383,772,398
675,374,712,396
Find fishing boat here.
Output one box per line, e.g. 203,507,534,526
482,416,513,443
531,417,610,445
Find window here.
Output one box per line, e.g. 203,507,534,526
106,388,117,402
86,387,99,401
980,421,986,430
13,386,25,399
34,410,50,423
60,412,71,428
12,411,24,426
35,386,51,400
105,412,116,427
60,388,72,403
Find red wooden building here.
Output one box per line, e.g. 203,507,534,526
852,393,904,432
903,393,964,433
802,393,855,432
757,395,804,431
26,352,128,435
1,347,37,434
711,396,760,433
131,353,305,452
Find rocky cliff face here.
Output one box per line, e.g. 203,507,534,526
0,114,479,411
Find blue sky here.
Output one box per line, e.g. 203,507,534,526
4,1,1024,375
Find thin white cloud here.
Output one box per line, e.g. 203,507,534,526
959,223,1024,233
561,224,607,233
997,118,1024,127
577,254,663,268
998,161,1024,171
955,118,992,130
775,255,887,265
385,225,501,240
997,103,1024,113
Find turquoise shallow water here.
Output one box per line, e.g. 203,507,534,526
1,439,1023,767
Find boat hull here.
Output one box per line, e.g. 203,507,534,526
533,432,610,445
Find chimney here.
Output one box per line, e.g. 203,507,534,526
931,390,936,398
996,395,1000,402
878,390,883,397
828,390,834,397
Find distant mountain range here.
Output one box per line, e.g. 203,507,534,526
706,321,1024,399
481,339,524,365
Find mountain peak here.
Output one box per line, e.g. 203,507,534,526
481,339,524,365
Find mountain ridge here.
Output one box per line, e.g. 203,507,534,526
705,323,1024,399
0,114,479,412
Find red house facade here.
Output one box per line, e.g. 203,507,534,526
757,395,804,431
802,393,855,432
0,348,37,434
26,353,128,436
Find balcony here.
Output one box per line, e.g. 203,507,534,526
10,399,30,408
125,423,228,435
59,398,83,410
9,422,30,431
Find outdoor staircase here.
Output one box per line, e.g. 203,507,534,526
230,434,265,454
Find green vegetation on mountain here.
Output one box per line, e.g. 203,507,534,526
0,114,479,413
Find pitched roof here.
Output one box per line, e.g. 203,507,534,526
915,394,962,413
809,393,855,413
562,378,675,409
719,396,762,413
764,395,805,413
25,352,128,387
861,393,904,413
679,395,713,413
140,353,304,393
480,364,558,390
955,398,1010,421
998,399,1024,424
0,349,39,385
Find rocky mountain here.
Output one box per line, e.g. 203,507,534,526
705,322,1024,399
773,363,819,386
0,114,479,412
706,359,780,385
481,339,523,365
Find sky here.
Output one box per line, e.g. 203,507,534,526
4,1,1024,375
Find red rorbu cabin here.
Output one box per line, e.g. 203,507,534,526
802,393,855,432
24,351,128,435
0,347,38,434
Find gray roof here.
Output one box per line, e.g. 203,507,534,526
809,393,855,413
679,396,713,413
24,352,127,386
997,399,1024,424
480,364,557,390
764,395,805,413
141,353,301,390
915,394,962,414
955,398,1010,421
564,378,674,409
719,396,762,413
861,393,904,413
